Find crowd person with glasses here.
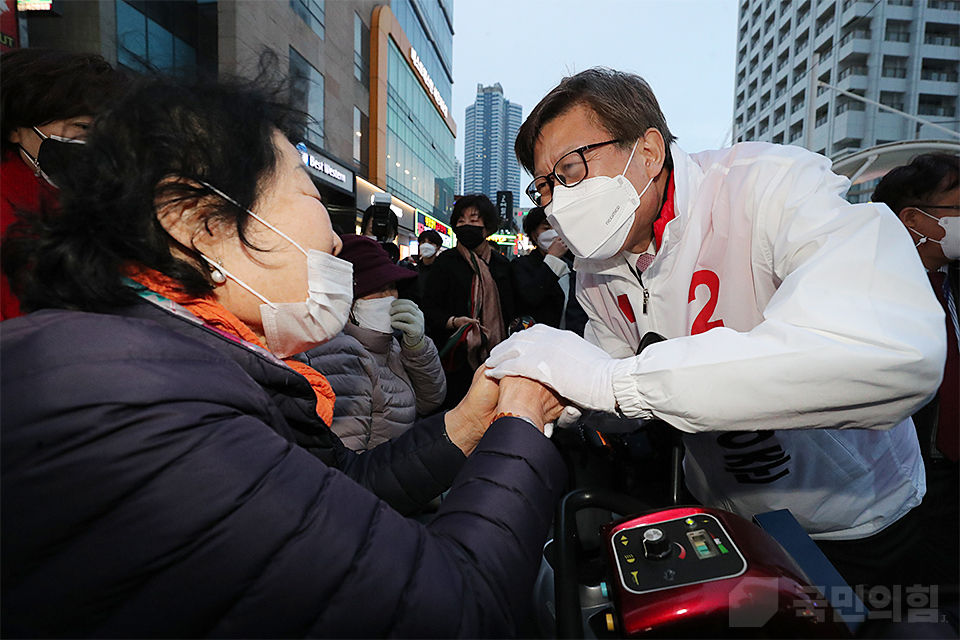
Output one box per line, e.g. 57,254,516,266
513,206,587,335
484,68,947,593
865,153,958,596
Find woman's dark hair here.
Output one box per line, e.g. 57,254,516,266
872,153,960,216
522,207,547,238
515,67,675,177
418,229,442,246
4,70,304,313
1,48,127,153
451,193,499,235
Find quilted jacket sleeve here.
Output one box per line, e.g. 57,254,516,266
400,336,447,415
1,312,567,638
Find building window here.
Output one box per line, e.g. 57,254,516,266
290,0,325,40
116,0,196,74
354,12,369,83
927,0,959,8
815,106,829,127
880,91,906,112
882,55,909,78
921,60,959,82
353,106,369,175
918,94,957,117
885,20,911,42
925,25,960,46
289,47,324,148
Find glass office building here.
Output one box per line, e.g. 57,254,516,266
385,37,456,223
373,0,456,225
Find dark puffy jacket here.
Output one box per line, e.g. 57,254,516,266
1,302,566,638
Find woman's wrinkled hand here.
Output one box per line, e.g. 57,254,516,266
494,376,566,433
444,365,500,456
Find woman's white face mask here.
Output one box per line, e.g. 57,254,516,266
352,296,396,334
198,183,353,358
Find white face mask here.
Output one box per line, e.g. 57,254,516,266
198,184,353,358
545,139,655,261
419,243,437,258
536,229,560,253
352,295,396,334
912,208,960,262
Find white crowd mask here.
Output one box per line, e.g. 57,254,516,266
352,296,396,334
545,139,654,261
198,184,353,358
911,208,960,262
419,243,437,259
536,229,560,252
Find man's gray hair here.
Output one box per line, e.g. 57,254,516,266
515,67,675,176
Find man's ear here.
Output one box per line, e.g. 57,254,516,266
898,206,920,232
639,127,666,175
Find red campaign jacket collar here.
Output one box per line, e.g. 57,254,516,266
652,170,676,252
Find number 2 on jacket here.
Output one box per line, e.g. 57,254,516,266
688,270,725,335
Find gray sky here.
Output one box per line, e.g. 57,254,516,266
451,0,739,190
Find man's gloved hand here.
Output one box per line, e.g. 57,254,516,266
390,298,425,349
485,324,618,413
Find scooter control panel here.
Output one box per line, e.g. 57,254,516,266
610,513,746,594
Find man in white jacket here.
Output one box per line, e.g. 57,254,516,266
485,68,946,589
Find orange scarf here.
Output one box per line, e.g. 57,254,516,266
127,266,336,425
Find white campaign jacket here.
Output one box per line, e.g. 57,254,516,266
575,142,946,540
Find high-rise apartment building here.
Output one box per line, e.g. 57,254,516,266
463,83,523,205
733,0,959,200
16,0,457,251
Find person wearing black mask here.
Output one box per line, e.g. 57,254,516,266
422,194,517,409
1,48,126,320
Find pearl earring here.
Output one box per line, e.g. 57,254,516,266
210,262,227,285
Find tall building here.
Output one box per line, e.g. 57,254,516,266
733,0,959,200
16,0,457,251
463,83,523,205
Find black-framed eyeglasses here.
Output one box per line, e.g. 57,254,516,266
525,139,621,206
917,204,960,210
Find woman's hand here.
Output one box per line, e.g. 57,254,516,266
447,316,480,331
444,365,500,456
494,376,565,433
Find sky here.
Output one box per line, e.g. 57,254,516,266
450,0,739,190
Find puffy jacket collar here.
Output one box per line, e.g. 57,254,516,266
344,321,394,354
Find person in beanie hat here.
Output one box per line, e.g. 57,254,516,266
299,235,447,451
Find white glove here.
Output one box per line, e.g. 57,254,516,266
485,325,618,413
390,298,425,349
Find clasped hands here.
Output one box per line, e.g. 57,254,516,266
444,325,620,456
444,365,566,457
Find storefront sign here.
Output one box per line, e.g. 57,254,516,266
1,0,19,51
16,0,59,12
296,143,354,195
417,211,454,248
410,47,448,119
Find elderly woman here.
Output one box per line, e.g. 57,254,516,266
0,74,566,637
300,234,446,451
